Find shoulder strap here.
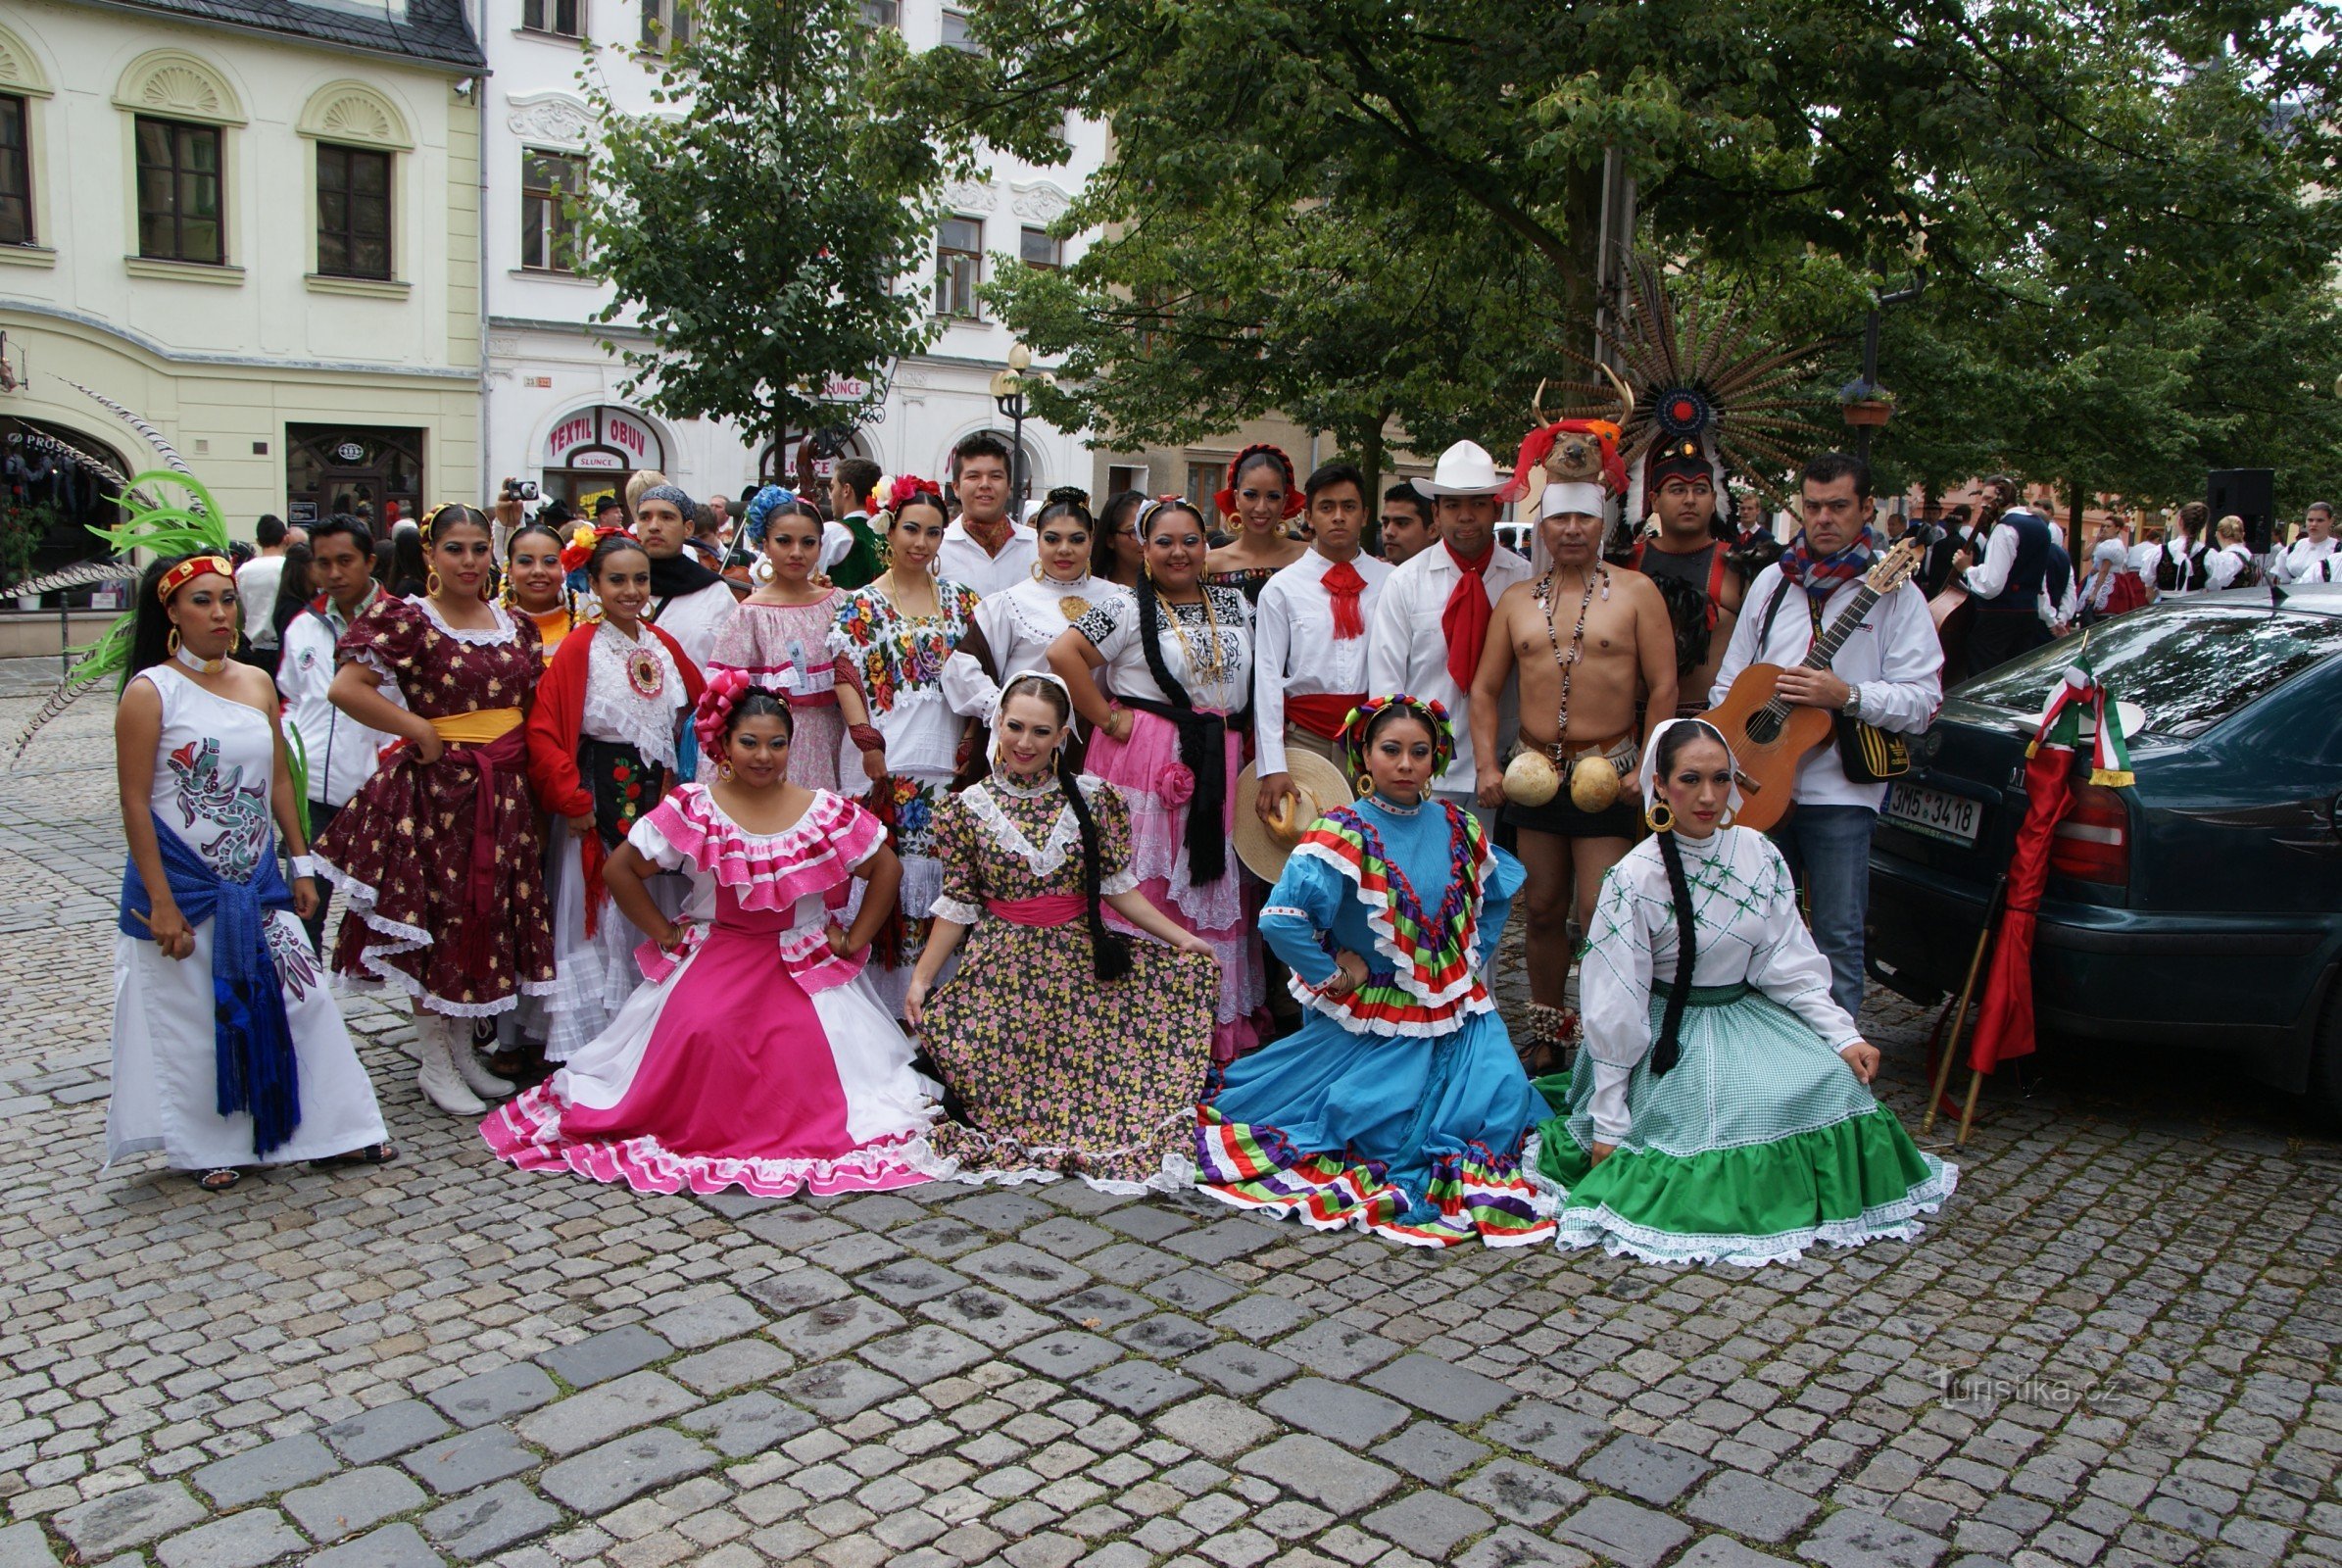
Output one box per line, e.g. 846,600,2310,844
1754,573,1796,650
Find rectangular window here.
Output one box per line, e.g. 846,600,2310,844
520,149,585,272
316,144,392,280
939,9,981,52
1107,465,1148,499
1019,226,1060,271
859,0,900,25
1187,461,1223,514
641,0,693,52
134,116,222,265
523,0,582,34
934,216,981,318
0,94,28,246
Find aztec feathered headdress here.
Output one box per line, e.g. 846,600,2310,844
10,380,232,760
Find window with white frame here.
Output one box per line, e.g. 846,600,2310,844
0,95,29,246
641,0,694,53
521,148,585,272
524,0,582,35
935,217,981,318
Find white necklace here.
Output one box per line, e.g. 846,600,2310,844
172,645,228,676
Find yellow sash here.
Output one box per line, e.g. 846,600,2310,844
429,708,524,745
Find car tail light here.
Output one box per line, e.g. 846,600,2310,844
2050,782,2129,885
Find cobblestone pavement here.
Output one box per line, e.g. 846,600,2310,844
2,663,2339,1568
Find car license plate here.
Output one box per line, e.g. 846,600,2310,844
1884,782,1980,847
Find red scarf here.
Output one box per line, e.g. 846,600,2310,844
1441,541,1496,692
960,514,1015,560
1323,558,1367,639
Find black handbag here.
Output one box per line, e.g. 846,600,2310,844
1833,714,1911,783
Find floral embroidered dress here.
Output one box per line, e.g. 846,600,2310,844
707,593,848,791
1072,587,1266,1060
109,666,388,1170
316,598,556,1016
1530,827,1957,1265
922,774,1218,1191
483,785,940,1196
828,579,982,1013
1195,795,1555,1247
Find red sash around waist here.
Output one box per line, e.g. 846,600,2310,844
1286,691,1368,740
987,894,1087,928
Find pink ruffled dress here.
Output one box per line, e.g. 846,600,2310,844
483,785,940,1196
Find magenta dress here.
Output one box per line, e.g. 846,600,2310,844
706,593,848,791
482,785,939,1196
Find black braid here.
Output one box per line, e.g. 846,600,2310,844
1060,750,1134,982
1133,568,1193,710
1647,721,1734,1077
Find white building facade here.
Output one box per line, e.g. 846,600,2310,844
480,0,1101,514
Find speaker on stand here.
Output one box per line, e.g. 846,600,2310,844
2207,468,2276,556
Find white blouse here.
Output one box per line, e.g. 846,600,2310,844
2204,543,2255,592
582,620,687,771
1072,586,1253,714
943,575,1133,720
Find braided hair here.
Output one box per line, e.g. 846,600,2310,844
1133,499,1205,709
1000,674,1131,982
1648,719,1729,1077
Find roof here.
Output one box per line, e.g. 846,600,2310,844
80,0,485,72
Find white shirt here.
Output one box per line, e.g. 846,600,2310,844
1251,550,1394,775
2127,540,2163,592
1709,564,1943,811
2204,543,2255,592
1071,587,1253,716
1364,541,1534,801
942,574,1132,719
2160,535,2206,594
646,577,737,671
2275,535,2338,584
935,518,1039,599
276,589,395,808
235,555,286,648
2045,555,2079,629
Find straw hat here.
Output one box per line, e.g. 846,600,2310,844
1234,752,1356,883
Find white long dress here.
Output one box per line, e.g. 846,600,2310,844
108,666,388,1170
941,574,1134,719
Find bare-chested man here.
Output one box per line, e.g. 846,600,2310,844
1470,495,1677,1070
1625,443,1743,716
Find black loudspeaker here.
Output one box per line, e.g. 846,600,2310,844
2207,468,2276,553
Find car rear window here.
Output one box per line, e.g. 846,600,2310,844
1953,607,2342,736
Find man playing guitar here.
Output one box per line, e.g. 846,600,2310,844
1707,453,1944,1020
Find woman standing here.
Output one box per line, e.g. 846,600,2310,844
317,504,556,1115
1531,719,1956,1264
831,481,982,1015
1093,491,1147,591
505,520,581,656
1195,697,1552,1247
943,492,1131,727
1049,499,1266,1061
707,487,847,791
524,534,705,1064
908,674,1218,1192
1202,445,1307,605
484,676,939,1197
2204,515,2260,591
112,552,392,1191
2078,537,2148,627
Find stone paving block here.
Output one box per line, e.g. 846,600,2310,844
893,1216,994,1259
307,1523,446,1568
960,1243,1096,1302
427,1363,561,1429
1797,1510,1950,1568
1027,1216,1118,1258
669,1336,794,1396
779,1294,908,1358
1372,1422,1489,1485
949,1190,1060,1231
515,1369,698,1455
1099,1205,1194,1244
1682,1539,1798,1568
920,1285,1056,1348
1186,1341,1302,1396
1557,1496,1694,1568
55,1483,207,1556
539,1428,717,1514
1273,1320,1404,1379
1455,1527,1596,1568
737,1208,854,1250
678,1390,816,1458
1162,1217,1282,1264
401,1426,540,1495
536,1324,674,1388
1363,1491,1496,1558
1580,1434,1713,1506
282,1464,429,1544
192,1434,340,1507
155,1508,306,1568
319,1398,454,1464
779,1359,908,1419
1486,1400,1614,1470
421,1479,561,1562
1152,1396,1280,1462
861,1324,991,1382
647,1291,767,1349
1055,1284,1159,1329
1245,1435,1401,1513
1260,1377,1412,1447
1077,1359,1203,1415
1685,1470,1823,1544
1208,1296,1308,1341
0,1523,57,1568
1084,1243,1187,1286
1147,1268,1245,1312
743,1264,854,1311
1456,1457,1587,1527
1362,1353,1518,1424
1013,1330,1126,1379
855,1258,973,1305
1118,1313,1221,1358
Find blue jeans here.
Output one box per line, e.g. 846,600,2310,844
1771,805,1877,1023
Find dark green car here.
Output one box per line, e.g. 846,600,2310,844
1866,584,2342,1111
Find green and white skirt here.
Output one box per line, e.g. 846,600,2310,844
1528,982,1955,1266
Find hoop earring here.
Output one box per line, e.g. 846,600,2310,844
1645,802,1675,833
166,627,181,656
426,568,444,598
479,573,496,603
228,626,240,655
716,761,735,782
1357,777,1375,799
1031,562,1046,582
1718,807,1736,830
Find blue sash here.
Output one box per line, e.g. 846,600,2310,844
119,815,302,1157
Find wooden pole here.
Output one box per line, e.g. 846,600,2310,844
1956,1061,1988,1147
1923,877,2002,1138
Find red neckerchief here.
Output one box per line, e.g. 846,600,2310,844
1440,540,1496,692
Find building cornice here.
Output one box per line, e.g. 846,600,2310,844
2,298,478,380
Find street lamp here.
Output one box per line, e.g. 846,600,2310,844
990,341,1043,514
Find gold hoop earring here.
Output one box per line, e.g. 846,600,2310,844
426,568,444,598
1718,807,1736,830
1357,777,1375,799
228,626,240,655
479,574,496,603
716,761,735,781
1031,562,1046,582
1645,802,1675,833
166,627,181,656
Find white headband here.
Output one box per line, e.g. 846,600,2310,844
992,670,1076,740
1541,482,1612,519
1640,717,1742,815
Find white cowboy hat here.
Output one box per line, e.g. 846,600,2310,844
1412,440,1507,499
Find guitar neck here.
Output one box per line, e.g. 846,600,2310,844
1801,585,1881,671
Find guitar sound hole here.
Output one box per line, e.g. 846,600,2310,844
1745,710,1783,745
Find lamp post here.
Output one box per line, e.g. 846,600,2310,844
990,342,1041,514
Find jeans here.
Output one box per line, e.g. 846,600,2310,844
1772,805,1877,1023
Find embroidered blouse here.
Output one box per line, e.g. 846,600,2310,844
928,773,1139,926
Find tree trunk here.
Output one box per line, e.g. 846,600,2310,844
2066,483,2086,565
1349,418,1388,554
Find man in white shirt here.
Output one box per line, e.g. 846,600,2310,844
935,432,1037,595
2275,502,2338,584
1711,452,1944,1020
1365,441,1534,828
234,514,304,671
1254,462,1393,820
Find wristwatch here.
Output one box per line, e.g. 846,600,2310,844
1841,683,1862,717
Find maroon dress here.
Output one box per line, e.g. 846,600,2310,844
316,598,557,1016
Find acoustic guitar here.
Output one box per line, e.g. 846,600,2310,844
1704,538,1924,831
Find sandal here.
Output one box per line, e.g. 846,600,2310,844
307,1143,399,1170
196,1168,241,1193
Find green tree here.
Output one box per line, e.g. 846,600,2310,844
580,0,954,442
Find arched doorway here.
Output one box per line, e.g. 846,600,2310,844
543,406,665,512
759,427,872,498
0,416,129,603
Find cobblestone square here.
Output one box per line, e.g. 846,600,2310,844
3,670,2337,1568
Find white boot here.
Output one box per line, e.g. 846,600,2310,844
413,1016,488,1116
450,1024,516,1100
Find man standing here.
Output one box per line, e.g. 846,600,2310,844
235,514,304,673
1621,441,1746,716
635,481,739,671
1471,472,1676,1069
1254,462,1394,819
707,493,732,541
823,457,887,589
1377,482,1439,564
277,514,389,953
1954,473,2057,676
1711,452,1943,1020
2275,502,2338,583
1365,442,1534,829
936,433,1036,595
